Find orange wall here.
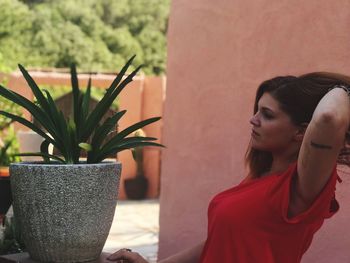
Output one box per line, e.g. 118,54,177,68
6,71,165,199
159,0,350,261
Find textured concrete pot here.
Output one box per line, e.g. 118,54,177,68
10,162,121,263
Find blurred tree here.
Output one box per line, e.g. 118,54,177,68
0,0,170,75
0,0,34,71
138,26,167,75
0,52,11,73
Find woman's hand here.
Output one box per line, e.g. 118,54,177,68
106,248,149,263
337,132,350,165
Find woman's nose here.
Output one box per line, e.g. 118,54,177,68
250,113,260,126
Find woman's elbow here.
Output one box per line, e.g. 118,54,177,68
313,109,349,131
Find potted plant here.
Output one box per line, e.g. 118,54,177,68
124,129,149,200
0,138,14,224
0,126,21,221
17,130,54,161
0,56,163,262
0,139,15,219
0,96,22,174
0,140,13,177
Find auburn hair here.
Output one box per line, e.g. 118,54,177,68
245,72,350,178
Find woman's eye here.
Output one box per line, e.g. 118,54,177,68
262,111,274,119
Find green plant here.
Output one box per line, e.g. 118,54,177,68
0,95,22,167
0,56,163,164
38,84,119,111
0,94,22,166
131,129,146,177
0,97,22,131
0,141,12,166
0,125,21,166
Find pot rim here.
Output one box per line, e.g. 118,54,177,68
10,160,121,167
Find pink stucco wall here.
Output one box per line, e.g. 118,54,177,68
159,0,350,262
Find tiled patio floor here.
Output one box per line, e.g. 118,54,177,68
103,199,160,263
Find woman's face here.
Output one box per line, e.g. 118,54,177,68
249,92,299,152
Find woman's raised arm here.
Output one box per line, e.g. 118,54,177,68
295,87,350,210
158,241,205,263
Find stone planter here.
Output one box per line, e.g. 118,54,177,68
10,162,121,263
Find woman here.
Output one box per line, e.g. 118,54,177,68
107,72,350,263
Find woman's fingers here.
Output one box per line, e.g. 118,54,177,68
107,249,131,261
107,248,149,263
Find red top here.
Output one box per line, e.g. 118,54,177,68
199,163,339,263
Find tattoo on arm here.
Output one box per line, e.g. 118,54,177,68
310,140,333,150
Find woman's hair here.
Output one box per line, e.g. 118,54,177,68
245,72,350,177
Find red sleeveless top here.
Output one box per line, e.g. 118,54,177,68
199,163,339,263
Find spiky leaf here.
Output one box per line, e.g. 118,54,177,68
0,56,163,164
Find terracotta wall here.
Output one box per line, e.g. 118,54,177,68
6,71,165,199
159,0,350,262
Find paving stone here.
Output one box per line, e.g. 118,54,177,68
103,199,159,263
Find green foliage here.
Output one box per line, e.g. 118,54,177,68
0,0,170,75
0,0,34,71
0,53,11,73
0,56,163,164
0,97,22,130
0,97,22,166
131,129,145,177
40,85,119,111
0,126,21,166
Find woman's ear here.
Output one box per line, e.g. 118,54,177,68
294,123,308,142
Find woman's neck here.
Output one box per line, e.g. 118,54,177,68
270,151,298,174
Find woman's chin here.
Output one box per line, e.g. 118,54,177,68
251,143,269,151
